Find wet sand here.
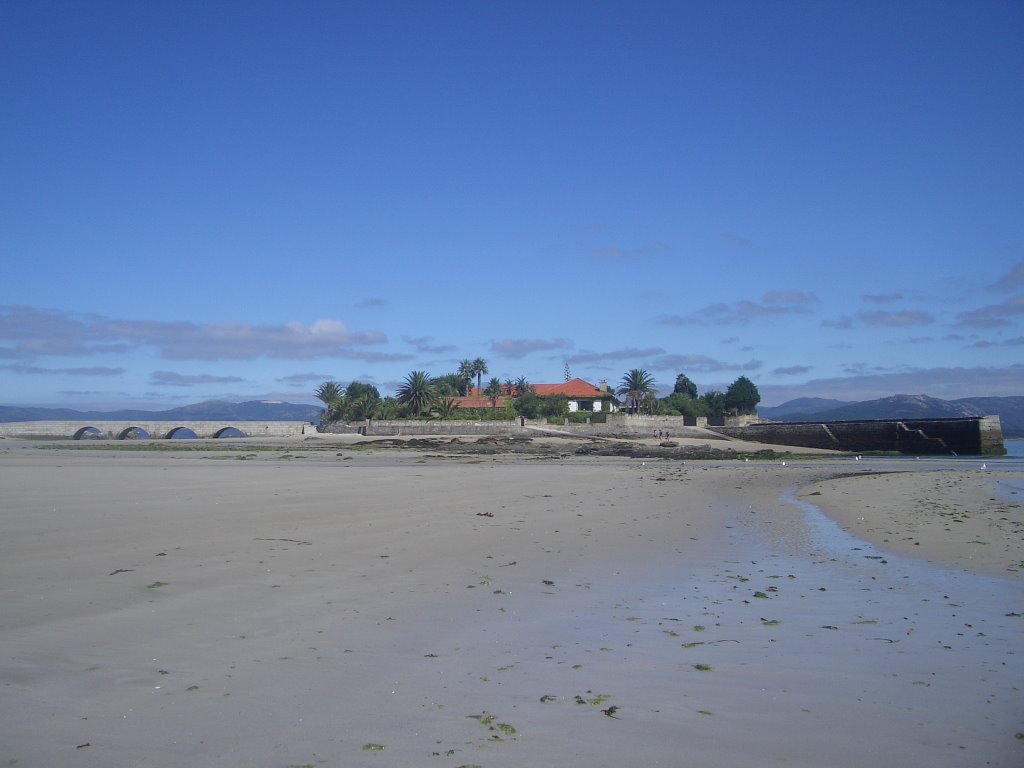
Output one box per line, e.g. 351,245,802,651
1,440,1022,767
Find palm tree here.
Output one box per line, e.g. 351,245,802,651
377,397,400,420
617,369,656,415
513,376,531,397
396,370,436,416
435,396,460,419
349,393,381,420
471,357,488,395
484,377,503,411
457,359,474,396
314,380,345,422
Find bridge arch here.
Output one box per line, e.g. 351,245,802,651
117,426,150,440
213,426,246,438
164,426,199,440
73,426,103,440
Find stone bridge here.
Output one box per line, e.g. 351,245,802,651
0,420,316,440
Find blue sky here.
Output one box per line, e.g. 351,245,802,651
1,0,1022,409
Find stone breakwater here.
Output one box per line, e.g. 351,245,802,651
712,416,1004,456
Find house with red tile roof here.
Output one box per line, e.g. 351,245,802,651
450,377,618,413
532,378,619,413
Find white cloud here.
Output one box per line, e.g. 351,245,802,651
1,364,124,376
651,354,761,373
565,347,664,364
149,371,246,387
403,335,458,354
856,309,935,327
990,261,1024,292
0,306,391,361
956,294,1024,328
490,338,573,359
658,291,818,326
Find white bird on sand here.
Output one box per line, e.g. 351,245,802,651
781,461,787,467
980,463,987,470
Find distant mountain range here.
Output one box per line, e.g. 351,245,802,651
0,400,322,424
758,394,1024,437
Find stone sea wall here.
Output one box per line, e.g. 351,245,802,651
711,416,1004,456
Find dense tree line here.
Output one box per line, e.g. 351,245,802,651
316,363,760,424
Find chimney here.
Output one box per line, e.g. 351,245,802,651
598,378,608,392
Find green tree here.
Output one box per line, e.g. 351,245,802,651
457,359,474,396
540,394,569,419
512,379,541,419
435,396,460,419
661,391,705,417
725,375,760,415
617,369,656,414
348,388,381,420
314,380,345,422
484,377,503,411
673,373,698,399
377,397,400,419
433,373,464,398
396,370,436,416
345,381,380,401
699,389,728,416
471,357,488,394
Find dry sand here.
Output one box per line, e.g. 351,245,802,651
1,438,1022,767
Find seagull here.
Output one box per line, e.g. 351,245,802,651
980,463,987,470
781,461,787,467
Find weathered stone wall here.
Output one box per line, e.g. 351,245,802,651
712,417,1004,455
979,416,1004,455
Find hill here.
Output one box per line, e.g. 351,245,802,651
757,397,855,419
0,400,322,423
759,394,1024,437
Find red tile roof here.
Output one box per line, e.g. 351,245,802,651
533,378,615,398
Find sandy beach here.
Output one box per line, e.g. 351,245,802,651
1,437,1022,767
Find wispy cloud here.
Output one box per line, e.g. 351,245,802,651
278,372,335,384
772,365,812,376
956,294,1024,328
489,337,573,359
861,293,904,303
856,310,934,327
565,347,664,364
403,335,458,354
106,318,387,360
149,371,246,387
966,336,1024,349
990,261,1024,292
822,315,855,329
358,297,388,308
1,364,124,376
658,291,818,326
721,233,752,248
650,354,761,373
0,306,390,361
